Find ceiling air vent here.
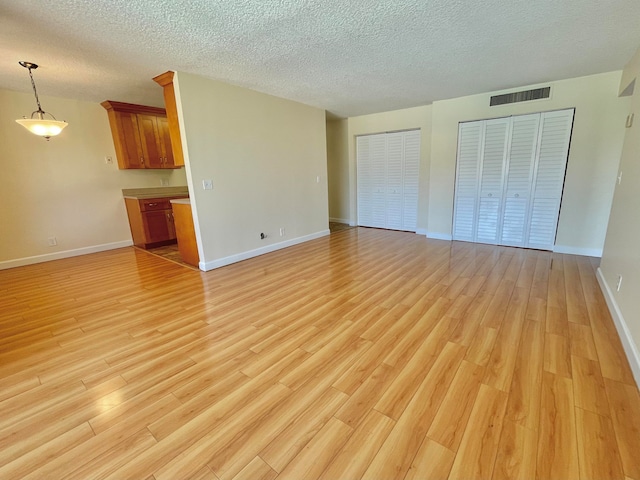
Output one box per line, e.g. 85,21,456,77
490,87,550,106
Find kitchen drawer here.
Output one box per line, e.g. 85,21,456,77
140,198,172,211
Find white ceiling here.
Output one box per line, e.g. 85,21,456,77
2,0,640,117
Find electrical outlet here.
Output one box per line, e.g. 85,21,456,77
618,171,623,185
316,175,320,183
160,178,169,187
47,236,57,246
616,274,623,292
279,227,285,237
104,156,113,164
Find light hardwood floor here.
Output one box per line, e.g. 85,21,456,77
1,227,639,480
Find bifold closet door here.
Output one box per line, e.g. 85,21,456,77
526,109,574,250
356,130,420,231
452,109,574,250
499,114,541,247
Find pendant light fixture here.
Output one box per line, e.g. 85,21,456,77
15,61,68,140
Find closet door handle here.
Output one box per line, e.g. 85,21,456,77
488,193,493,197
515,193,520,198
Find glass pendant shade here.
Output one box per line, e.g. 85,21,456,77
16,116,68,139
16,61,68,140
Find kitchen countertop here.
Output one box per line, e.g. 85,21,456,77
170,198,191,205
122,186,189,200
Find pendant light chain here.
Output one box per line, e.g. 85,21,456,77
26,65,45,115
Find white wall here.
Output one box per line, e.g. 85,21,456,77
428,71,629,255
0,88,187,269
345,105,432,231
326,118,349,223
174,72,329,270
600,47,640,384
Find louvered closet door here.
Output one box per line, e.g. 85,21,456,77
356,136,373,227
452,109,573,251
370,134,387,228
527,109,574,250
452,123,483,241
356,130,421,232
476,119,510,245
499,114,540,247
402,130,421,231
385,133,404,230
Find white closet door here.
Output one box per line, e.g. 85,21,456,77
385,133,404,230
356,130,421,232
527,109,574,250
452,109,573,251
452,122,483,241
370,134,387,228
356,135,373,227
402,130,421,231
500,114,540,247
476,118,510,245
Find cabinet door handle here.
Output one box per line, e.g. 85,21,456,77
140,157,144,164
148,203,158,207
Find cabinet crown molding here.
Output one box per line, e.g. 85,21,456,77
101,100,166,116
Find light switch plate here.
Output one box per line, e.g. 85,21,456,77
203,179,213,190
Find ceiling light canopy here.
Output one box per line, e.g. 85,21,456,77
16,61,68,140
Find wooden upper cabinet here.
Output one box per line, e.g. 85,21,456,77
101,101,180,170
153,71,184,167
156,116,175,167
116,111,145,169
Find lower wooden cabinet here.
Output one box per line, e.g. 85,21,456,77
170,200,200,267
124,196,186,248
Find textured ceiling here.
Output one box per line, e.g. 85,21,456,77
2,0,640,117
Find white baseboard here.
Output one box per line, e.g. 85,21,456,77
416,228,428,236
553,245,603,257
329,217,351,224
426,232,453,241
200,230,331,271
597,267,640,388
0,240,133,271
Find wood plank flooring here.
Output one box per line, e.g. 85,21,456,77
0,227,639,479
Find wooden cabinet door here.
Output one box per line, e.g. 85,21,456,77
143,210,172,243
137,114,163,168
116,112,145,169
156,116,176,168
167,210,177,239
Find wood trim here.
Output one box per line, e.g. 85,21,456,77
152,70,175,86
153,71,185,166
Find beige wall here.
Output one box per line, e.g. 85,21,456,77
326,117,349,223
600,47,640,382
428,71,629,255
174,72,329,270
345,105,432,231
0,88,187,268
